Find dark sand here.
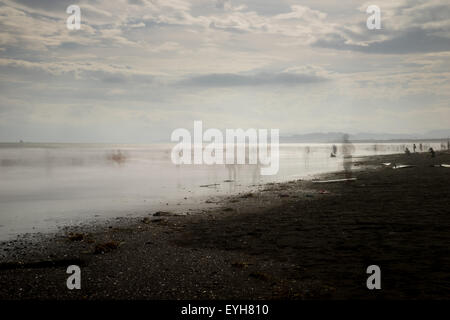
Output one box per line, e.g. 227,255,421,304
1,151,450,300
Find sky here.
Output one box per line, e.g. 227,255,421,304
0,0,449,143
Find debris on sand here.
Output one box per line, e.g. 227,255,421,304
142,217,151,224
249,272,270,281
153,211,173,217
94,241,120,254
0,259,86,270
240,193,254,198
200,184,220,188
231,261,251,269
67,233,85,242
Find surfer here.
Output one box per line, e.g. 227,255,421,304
413,144,417,153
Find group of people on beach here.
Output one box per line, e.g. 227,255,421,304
328,137,450,178
405,140,449,158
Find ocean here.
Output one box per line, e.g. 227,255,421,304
0,141,444,240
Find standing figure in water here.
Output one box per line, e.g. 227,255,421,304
304,146,311,168
330,144,337,158
342,134,355,179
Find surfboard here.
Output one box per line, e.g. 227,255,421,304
393,165,416,169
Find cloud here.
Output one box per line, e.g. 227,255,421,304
178,71,328,87
215,0,232,10
0,57,156,83
0,0,449,142
11,0,75,11
315,0,450,54
314,28,450,54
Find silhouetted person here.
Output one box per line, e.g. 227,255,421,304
304,146,310,168
405,147,411,155
429,147,435,158
330,144,337,157
342,134,355,179
413,144,416,153
419,143,423,152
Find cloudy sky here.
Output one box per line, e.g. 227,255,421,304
0,0,449,142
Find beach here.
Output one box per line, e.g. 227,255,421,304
1,151,449,300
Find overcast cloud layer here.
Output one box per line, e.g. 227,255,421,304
0,0,449,142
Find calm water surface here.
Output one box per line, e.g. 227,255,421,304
0,142,443,240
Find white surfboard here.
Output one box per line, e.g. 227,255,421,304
393,165,416,169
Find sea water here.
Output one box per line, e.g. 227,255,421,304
0,142,443,240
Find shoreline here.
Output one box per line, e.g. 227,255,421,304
1,151,450,299
0,155,362,245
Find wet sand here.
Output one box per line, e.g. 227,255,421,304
1,151,450,299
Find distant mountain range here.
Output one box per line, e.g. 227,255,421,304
280,130,450,143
